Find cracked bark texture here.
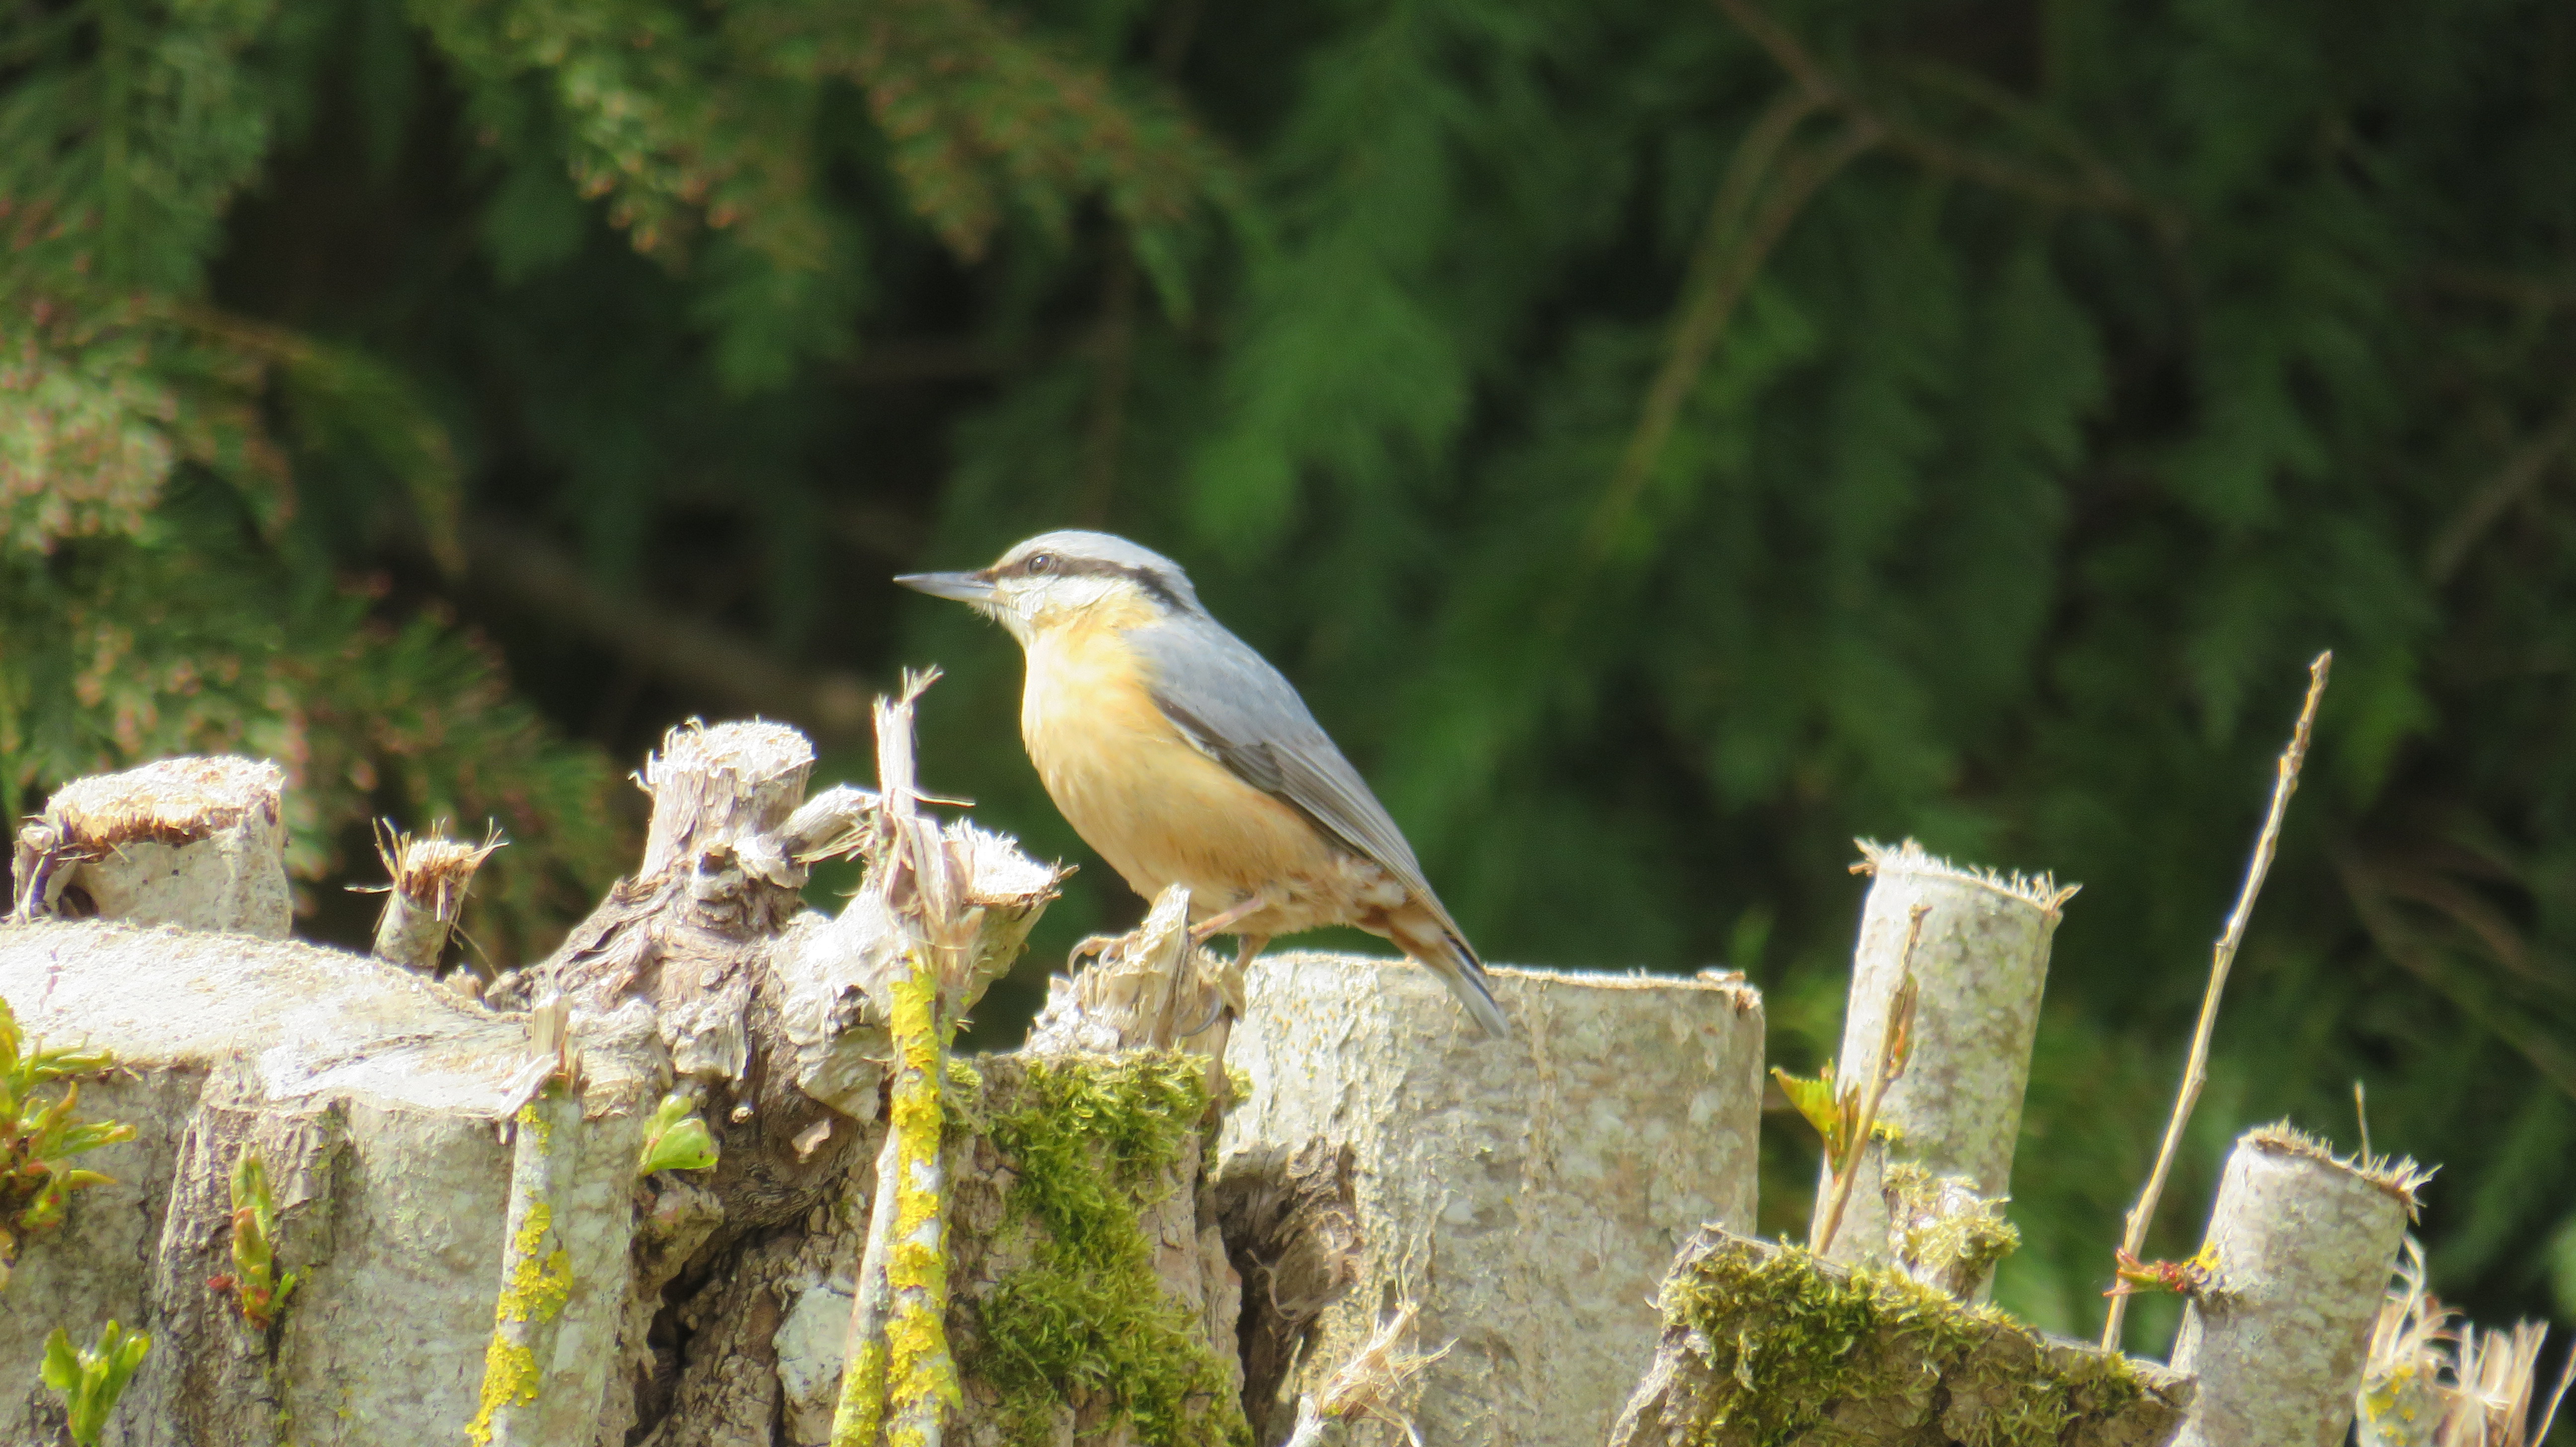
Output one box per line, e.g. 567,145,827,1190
1217,953,1766,1447
1814,840,2072,1288
2167,1125,2419,1447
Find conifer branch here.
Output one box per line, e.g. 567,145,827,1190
461,514,874,741
2101,651,2331,1351
1582,98,1876,573
1710,0,2168,223
2427,384,2576,583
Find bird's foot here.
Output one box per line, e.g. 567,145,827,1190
1067,933,1123,969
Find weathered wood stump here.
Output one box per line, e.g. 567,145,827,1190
2166,1125,2422,1447
1218,953,1768,1447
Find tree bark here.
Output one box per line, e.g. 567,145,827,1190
0,921,658,1445
1814,840,2073,1291
1217,953,1767,1447
2166,1124,2423,1447
0,724,1268,1447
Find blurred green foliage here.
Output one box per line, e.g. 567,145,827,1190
2,0,2573,1369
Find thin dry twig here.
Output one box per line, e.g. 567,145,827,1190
2101,651,2332,1351
1812,901,1928,1258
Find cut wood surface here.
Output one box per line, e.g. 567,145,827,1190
10,757,292,938
1219,952,1767,1447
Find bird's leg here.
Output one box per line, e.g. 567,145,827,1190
1187,888,1275,944
1067,933,1123,970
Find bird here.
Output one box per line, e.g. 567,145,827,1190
895,530,1508,1038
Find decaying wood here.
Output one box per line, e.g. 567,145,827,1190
1219,954,1767,1447
1610,1228,2191,1447
2167,1123,2425,1447
1023,884,1230,1056
1816,840,2072,1294
10,756,291,937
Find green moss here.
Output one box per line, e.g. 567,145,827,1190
1884,1163,2021,1288
1660,1240,2148,1447
969,1052,1250,1447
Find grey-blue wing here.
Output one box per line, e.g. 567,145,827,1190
1129,617,1448,918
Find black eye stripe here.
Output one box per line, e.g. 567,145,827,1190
1005,554,1189,611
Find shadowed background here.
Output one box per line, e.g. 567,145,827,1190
3,0,2572,1376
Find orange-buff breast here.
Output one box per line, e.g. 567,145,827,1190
1019,613,1336,913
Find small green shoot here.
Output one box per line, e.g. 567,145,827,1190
40,1320,152,1447
1791,904,1928,1257
1,994,134,1288
636,1094,718,1176
2105,1243,2222,1302
205,1150,298,1331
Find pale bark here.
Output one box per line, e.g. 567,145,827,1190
0,922,656,1445
10,756,290,937
1814,840,2072,1290
0,721,1074,1447
1218,953,1767,1447
1609,1228,2192,1447
468,1084,593,1446
2168,1124,2423,1447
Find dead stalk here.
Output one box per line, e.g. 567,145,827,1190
1813,902,1927,1258
2101,651,2331,1351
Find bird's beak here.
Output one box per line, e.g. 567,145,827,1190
893,569,996,605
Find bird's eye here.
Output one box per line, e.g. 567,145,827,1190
1024,553,1057,575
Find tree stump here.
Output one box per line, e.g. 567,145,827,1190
2166,1124,2424,1447
1218,953,1767,1447
1815,841,2073,1293
1609,1228,2191,1447
10,757,291,938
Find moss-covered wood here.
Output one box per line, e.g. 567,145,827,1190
947,1051,1249,1447
1611,1228,2190,1447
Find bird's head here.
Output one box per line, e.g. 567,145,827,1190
895,530,1203,643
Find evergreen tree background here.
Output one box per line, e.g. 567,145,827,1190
4,0,2574,1369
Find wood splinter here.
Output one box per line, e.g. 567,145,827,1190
366,820,505,980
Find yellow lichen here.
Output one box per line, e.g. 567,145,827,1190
834,954,961,1447
493,1203,573,1324
463,1338,540,1447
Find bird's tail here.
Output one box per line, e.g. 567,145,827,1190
1388,908,1509,1040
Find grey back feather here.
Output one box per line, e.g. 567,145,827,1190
1128,615,1465,940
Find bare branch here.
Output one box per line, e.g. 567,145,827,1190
2102,651,2332,1351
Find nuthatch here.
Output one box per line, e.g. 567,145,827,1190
897,531,1508,1038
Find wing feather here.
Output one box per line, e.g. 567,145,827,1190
1131,619,1463,937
